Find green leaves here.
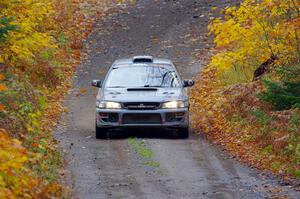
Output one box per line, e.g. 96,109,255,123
259,65,300,110
251,108,272,125
0,16,17,42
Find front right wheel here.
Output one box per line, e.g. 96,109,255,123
177,127,189,139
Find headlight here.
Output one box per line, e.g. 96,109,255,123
161,100,186,109
97,101,122,109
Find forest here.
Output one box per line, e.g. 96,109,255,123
0,0,299,198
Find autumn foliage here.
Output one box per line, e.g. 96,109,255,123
0,0,114,197
0,129,40,198
209,0,300,85
192,0,300,178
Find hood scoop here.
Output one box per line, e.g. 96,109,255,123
127,87,157,91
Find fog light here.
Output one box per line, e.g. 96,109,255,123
175,112,185,117
99,113,108,117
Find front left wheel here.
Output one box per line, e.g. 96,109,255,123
96,125,109,139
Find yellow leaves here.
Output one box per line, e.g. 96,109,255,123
209,0,300,85
0,0,114,197
0,129,40,198
9,32,57,63
25,124,34,132
207,111,214,116
224,6,237,15
1,0,57,65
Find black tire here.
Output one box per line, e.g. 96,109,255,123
95,125,108,139
177,127,189,139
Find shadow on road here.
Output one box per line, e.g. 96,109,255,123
103,128,189,140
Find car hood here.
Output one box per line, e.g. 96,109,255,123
101,88,186,102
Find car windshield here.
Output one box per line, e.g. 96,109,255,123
105,65,181,88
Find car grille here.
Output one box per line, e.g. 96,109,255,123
123,102,160,110
122,113,161,124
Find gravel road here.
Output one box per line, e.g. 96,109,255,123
55,0,299,198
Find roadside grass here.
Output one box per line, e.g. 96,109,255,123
128,137,160,168
27,131,62,183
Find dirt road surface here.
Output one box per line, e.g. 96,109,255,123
55,0,300,198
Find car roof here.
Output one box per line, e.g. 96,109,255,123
112,56,173,67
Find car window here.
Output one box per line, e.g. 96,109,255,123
105,65,181,88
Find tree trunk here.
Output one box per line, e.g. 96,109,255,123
253,55,277,81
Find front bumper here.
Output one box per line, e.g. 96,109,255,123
96,108,189,128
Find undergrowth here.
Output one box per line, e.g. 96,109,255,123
192,0,300,179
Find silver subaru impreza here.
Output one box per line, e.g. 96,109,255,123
91,56,194,139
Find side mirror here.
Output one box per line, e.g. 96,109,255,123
183,79,195,87
91,80,102,88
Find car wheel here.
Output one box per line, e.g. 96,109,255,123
95,125,108,139
177,127,189,139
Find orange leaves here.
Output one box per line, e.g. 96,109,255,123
79,88,87,93
0,84,7,92
192,63,300,178
0,74,7,111
0,74,7,92
191,67,224,135
0,104,4,111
